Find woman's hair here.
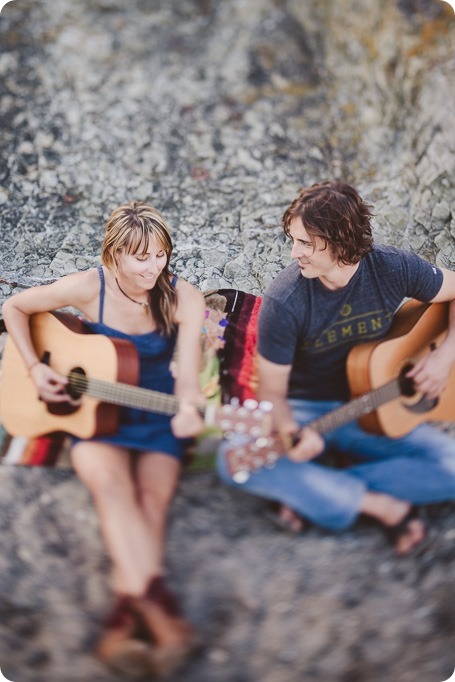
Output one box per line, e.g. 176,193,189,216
101,200,177,335
281,181,374,264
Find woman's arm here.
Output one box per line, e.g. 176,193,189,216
2,270,97,402
171,280,206,438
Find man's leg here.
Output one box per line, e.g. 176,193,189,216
329,421,455,503
217,435,366,531
288,398,455,502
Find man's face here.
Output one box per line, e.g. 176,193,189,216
288,217,338,281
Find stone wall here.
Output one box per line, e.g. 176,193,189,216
0,1,454,681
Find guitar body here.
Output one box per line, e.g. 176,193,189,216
0,311,139,439
347,300,454,437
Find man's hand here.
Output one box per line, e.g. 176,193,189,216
287,427,324,462
406,346,453,400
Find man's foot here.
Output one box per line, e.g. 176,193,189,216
386,507,426,556
266,503,306,533
362,493,427,557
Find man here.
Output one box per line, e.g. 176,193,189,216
217,181,455,555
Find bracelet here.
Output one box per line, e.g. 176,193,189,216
27,360,40,374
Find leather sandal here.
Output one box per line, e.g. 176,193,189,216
384,506,427,556
265,502,306,534
96,595,159,678
132,576,202,678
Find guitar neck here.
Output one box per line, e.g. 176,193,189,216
309,378,402,435
70,373,202,419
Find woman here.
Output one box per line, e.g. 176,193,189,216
2,200,206,677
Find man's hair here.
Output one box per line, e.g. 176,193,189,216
281,181,374,264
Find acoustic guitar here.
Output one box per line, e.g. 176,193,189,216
0,311,272,440
226,299,455,483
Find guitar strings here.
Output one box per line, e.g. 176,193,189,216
311,378,402,434
68,373,181,416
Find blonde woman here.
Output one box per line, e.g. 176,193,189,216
2,201,206,677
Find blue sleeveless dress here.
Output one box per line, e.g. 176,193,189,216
80,266,186,459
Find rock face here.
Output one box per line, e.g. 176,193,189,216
0,1,454,681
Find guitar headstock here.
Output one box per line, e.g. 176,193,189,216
212,398,273,441
225,433,285,484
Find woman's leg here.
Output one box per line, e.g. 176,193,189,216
134,452,181,571
132,452,200,675
71,441,167,675
71,441,157,596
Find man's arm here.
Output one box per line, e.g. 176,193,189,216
257,354,324,462
407,267,455,399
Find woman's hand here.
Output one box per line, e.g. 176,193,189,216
287,427,324,462
171,400,205,439
29,362,70,402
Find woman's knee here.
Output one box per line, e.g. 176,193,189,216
73,454,133,502
137,479,173,513
89,468,136,504
135,453,180,511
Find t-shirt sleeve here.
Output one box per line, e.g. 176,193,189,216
396,249,443,301
257,295,299,365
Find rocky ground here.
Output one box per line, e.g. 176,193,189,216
0,0,454,681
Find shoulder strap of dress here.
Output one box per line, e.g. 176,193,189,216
171,274,178,288
97,265,105,323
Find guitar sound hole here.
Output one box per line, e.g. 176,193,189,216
398,363,416,397
47,366,85,417
67,367,86,401
398,363,438,414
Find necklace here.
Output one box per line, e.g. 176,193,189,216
115,278,149,311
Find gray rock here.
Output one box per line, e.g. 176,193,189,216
0,0,454,681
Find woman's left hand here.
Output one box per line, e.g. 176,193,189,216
171,400,205,438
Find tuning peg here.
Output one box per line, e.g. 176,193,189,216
258,400,273,412
264,451,279,469
232,470,251,484
243,398,258,410
230,397,240,407
249,425,264,438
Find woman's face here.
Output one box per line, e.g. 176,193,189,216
116,235,168,290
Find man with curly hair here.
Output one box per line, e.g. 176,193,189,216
217,181,455,555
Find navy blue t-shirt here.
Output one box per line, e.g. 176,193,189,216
258,245,443,400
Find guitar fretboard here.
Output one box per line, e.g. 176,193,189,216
69,373,204,418
308,378,402,435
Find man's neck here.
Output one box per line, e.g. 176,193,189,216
318,262,360,291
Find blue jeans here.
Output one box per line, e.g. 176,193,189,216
216,399,455,531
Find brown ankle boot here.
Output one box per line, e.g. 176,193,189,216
97,594,159,678
132,576,201,677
